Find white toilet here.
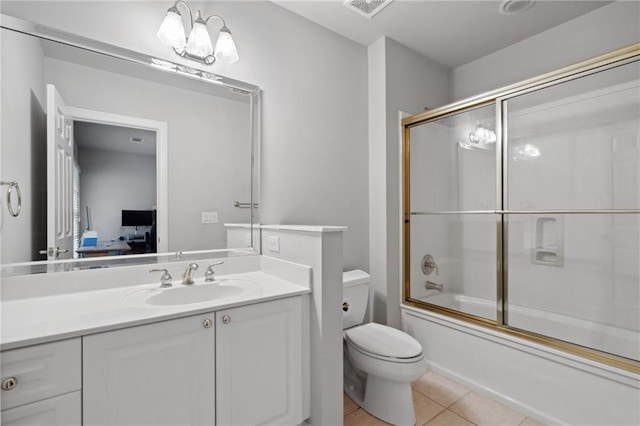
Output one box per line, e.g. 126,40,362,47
343,270,427,426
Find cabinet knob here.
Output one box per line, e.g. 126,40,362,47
203,319,213,329
222,315,231,324
1,377,18,391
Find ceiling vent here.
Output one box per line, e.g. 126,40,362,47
344,0,394,18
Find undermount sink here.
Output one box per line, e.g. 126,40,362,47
145,280,248,306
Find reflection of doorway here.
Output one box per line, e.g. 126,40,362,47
46,85,168,260
67,107,169,256
75,122,157,256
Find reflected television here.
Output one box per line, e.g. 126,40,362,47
121,210,154,227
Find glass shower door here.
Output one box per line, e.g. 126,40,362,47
407,104,498,321
504,61,640,361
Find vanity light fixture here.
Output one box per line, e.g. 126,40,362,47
157,1,239,65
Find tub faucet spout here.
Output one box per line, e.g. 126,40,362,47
426,280,443,292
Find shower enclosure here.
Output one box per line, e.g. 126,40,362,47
402,44,639,373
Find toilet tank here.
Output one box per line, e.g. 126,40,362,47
342,270,370,329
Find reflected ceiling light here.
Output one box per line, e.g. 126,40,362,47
469,121,497,145
157,1,239,65
513,144,541,161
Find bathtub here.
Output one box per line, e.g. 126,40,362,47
420,292,640,361
402,294,640,425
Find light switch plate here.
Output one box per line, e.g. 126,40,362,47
201,212,218,224
268,236,280,253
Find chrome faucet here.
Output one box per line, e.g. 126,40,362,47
149,268,173,288
204,261,224,282
182,263,199,285
426,280,443,292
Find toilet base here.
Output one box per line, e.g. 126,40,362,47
360,375,416,426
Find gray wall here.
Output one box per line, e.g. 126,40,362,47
0,29,47,263
368,37,450,326
0,1,370,270
78,147,156,241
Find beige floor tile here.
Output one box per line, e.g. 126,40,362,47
450,392,526,426
424,409,475,426
412,390,446,425
344,392,360,416
344,408,392,426
412,371,471,407
520,417,546,426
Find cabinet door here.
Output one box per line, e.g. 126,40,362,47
83,314,215,426
216,297,302,425
1,391,81,426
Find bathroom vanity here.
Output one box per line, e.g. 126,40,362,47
0,257,311,425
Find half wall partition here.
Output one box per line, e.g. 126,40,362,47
402,44,640,373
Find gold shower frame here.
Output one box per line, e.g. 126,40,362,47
401,43,640,374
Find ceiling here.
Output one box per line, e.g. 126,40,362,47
75,122,156,156
272,0,612,68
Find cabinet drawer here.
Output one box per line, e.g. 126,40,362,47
1,339,81,410
1,391,81,425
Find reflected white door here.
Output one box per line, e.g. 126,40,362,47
45,84,74,260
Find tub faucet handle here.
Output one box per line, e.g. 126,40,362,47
421,254,439,276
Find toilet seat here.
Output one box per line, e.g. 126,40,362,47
344,323,423,363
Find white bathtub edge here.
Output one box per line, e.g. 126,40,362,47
402,305,640,426
402,304,638,387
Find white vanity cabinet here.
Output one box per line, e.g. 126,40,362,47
83,313,216,426
216,296,303,425
0,339,81,425
82,295,304,426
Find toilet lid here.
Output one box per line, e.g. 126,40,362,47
344,323,423,359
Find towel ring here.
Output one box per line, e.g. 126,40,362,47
1,181,22,217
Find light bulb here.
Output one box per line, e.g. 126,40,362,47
186,17,213,57
214,27,239,64
157,9,186,49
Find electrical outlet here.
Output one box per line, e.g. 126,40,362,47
268,236,280,253
201,212,218,224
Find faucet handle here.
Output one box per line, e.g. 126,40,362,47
421,254,439,276
149,268,173,288
204,261,224,282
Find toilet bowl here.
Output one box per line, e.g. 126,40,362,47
342,270,427,426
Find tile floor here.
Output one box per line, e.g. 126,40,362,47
343,371,545,426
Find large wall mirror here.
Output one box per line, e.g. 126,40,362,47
0,15,260,275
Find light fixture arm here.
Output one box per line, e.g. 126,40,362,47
204,14,227,28
171,0,194,28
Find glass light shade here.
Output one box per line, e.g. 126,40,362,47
157,10,186,49
214,28,239,64
185,21,214,57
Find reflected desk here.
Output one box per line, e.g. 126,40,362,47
77,241,132,258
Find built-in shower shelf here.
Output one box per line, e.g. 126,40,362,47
533,249,562,266
532,217,564,267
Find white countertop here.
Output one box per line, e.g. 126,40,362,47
1,270,310,351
